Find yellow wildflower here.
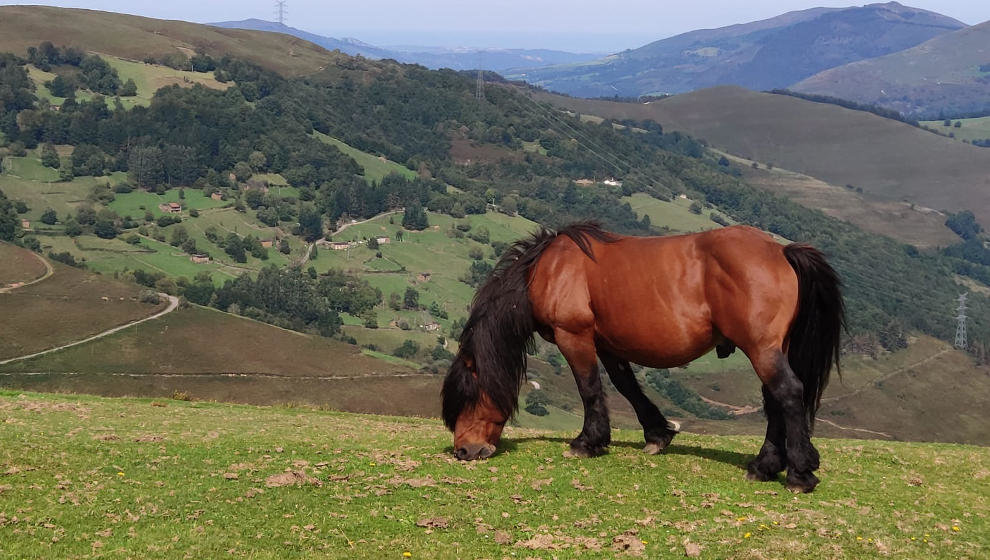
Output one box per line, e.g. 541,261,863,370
402,553,411,558
743,532,751,538
952,526,960,532
117,472,125,477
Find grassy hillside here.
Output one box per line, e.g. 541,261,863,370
534,86,990,228
0,244,165,360
0,391,986,559
922,116,990,145
793,21,990,117
0,5,335,77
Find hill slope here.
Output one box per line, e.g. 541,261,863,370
514,2,963,98
0,6,334,76
0,391,986,559
534,86,990,226
794,20,990,117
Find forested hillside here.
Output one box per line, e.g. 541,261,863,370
3,35,990,372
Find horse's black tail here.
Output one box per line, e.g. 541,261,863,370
784,244,845,430
442,223,616,430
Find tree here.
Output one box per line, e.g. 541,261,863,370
248,151,268,171
40,207,57,225
689,201,703,214
297,204,323,241
403,287,420,310
524,390,549,416
388,292,402,311
224,233,247,263
41,143,60,169
402,203,429,230
119,78,138,97
278,238,291,254
128,146,164,188
46,75,76,98
367,237,380,250
393,339,420,359
945,211,982,241
0,189,19,241
63,219,82,237
395,229,404,242
233,161,253,183
170,225,189,247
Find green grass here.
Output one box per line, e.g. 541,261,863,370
314,132,417,182
922,116,990,144
105,56,229,108
108,188,229,219
0,390,986,559
622,192,733,233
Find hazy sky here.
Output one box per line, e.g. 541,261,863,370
2,1,988,52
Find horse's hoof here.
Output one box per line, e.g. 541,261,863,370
785,471,819,493
643,442,664,455
565,443,605,459
745,470,775,482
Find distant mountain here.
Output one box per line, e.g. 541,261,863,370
793,20,990,118
210,19,599,72
512,2,965,98
209,19,394,59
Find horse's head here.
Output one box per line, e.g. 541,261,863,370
442,355,507,460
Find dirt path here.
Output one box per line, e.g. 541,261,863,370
0,251,54,293
332,210,402,236
817,418,892,439
699,395,760,416
820,348,951,404
0,294,180,366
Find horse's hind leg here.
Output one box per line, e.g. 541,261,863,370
555,328,610,458
599,351,678,454
750,349,820,493
746,385,786,481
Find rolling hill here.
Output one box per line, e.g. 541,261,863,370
532,86,990,231
210,19,600,72
794,19,990,118
0,5,335,76
512,2,964,98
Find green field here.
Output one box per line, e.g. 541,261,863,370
0,390,985,559
622,192,734,233
922,116,990,144
108,188,229,219
314,132,417,182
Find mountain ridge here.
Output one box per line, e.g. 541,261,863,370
512,2,966,98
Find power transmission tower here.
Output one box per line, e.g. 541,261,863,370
954,292,968,349
275,1,287,25
475,69,484,101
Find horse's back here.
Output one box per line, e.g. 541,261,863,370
529,226,797,367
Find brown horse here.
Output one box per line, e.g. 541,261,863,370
442,223,843,492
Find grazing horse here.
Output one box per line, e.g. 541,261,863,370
442,223,843,493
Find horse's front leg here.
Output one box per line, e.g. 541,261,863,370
599,351,678,454
555,328,610,457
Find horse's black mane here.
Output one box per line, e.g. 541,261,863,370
441,222,618,430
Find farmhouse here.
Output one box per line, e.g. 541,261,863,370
417,272,432,282
210,192,223,201
20,219,30,229
329,242,351,251
375,236,390,245
603,178,623,187
159,202,181,214
574,179,595,186
260,239,274,248
190,254,210,264
421,322,441,332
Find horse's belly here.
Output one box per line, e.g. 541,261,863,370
594,312,715,369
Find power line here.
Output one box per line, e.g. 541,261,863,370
274,0,287,25
955,292,968,349
475,70,484,101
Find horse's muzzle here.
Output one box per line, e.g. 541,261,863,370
454,443,495,461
